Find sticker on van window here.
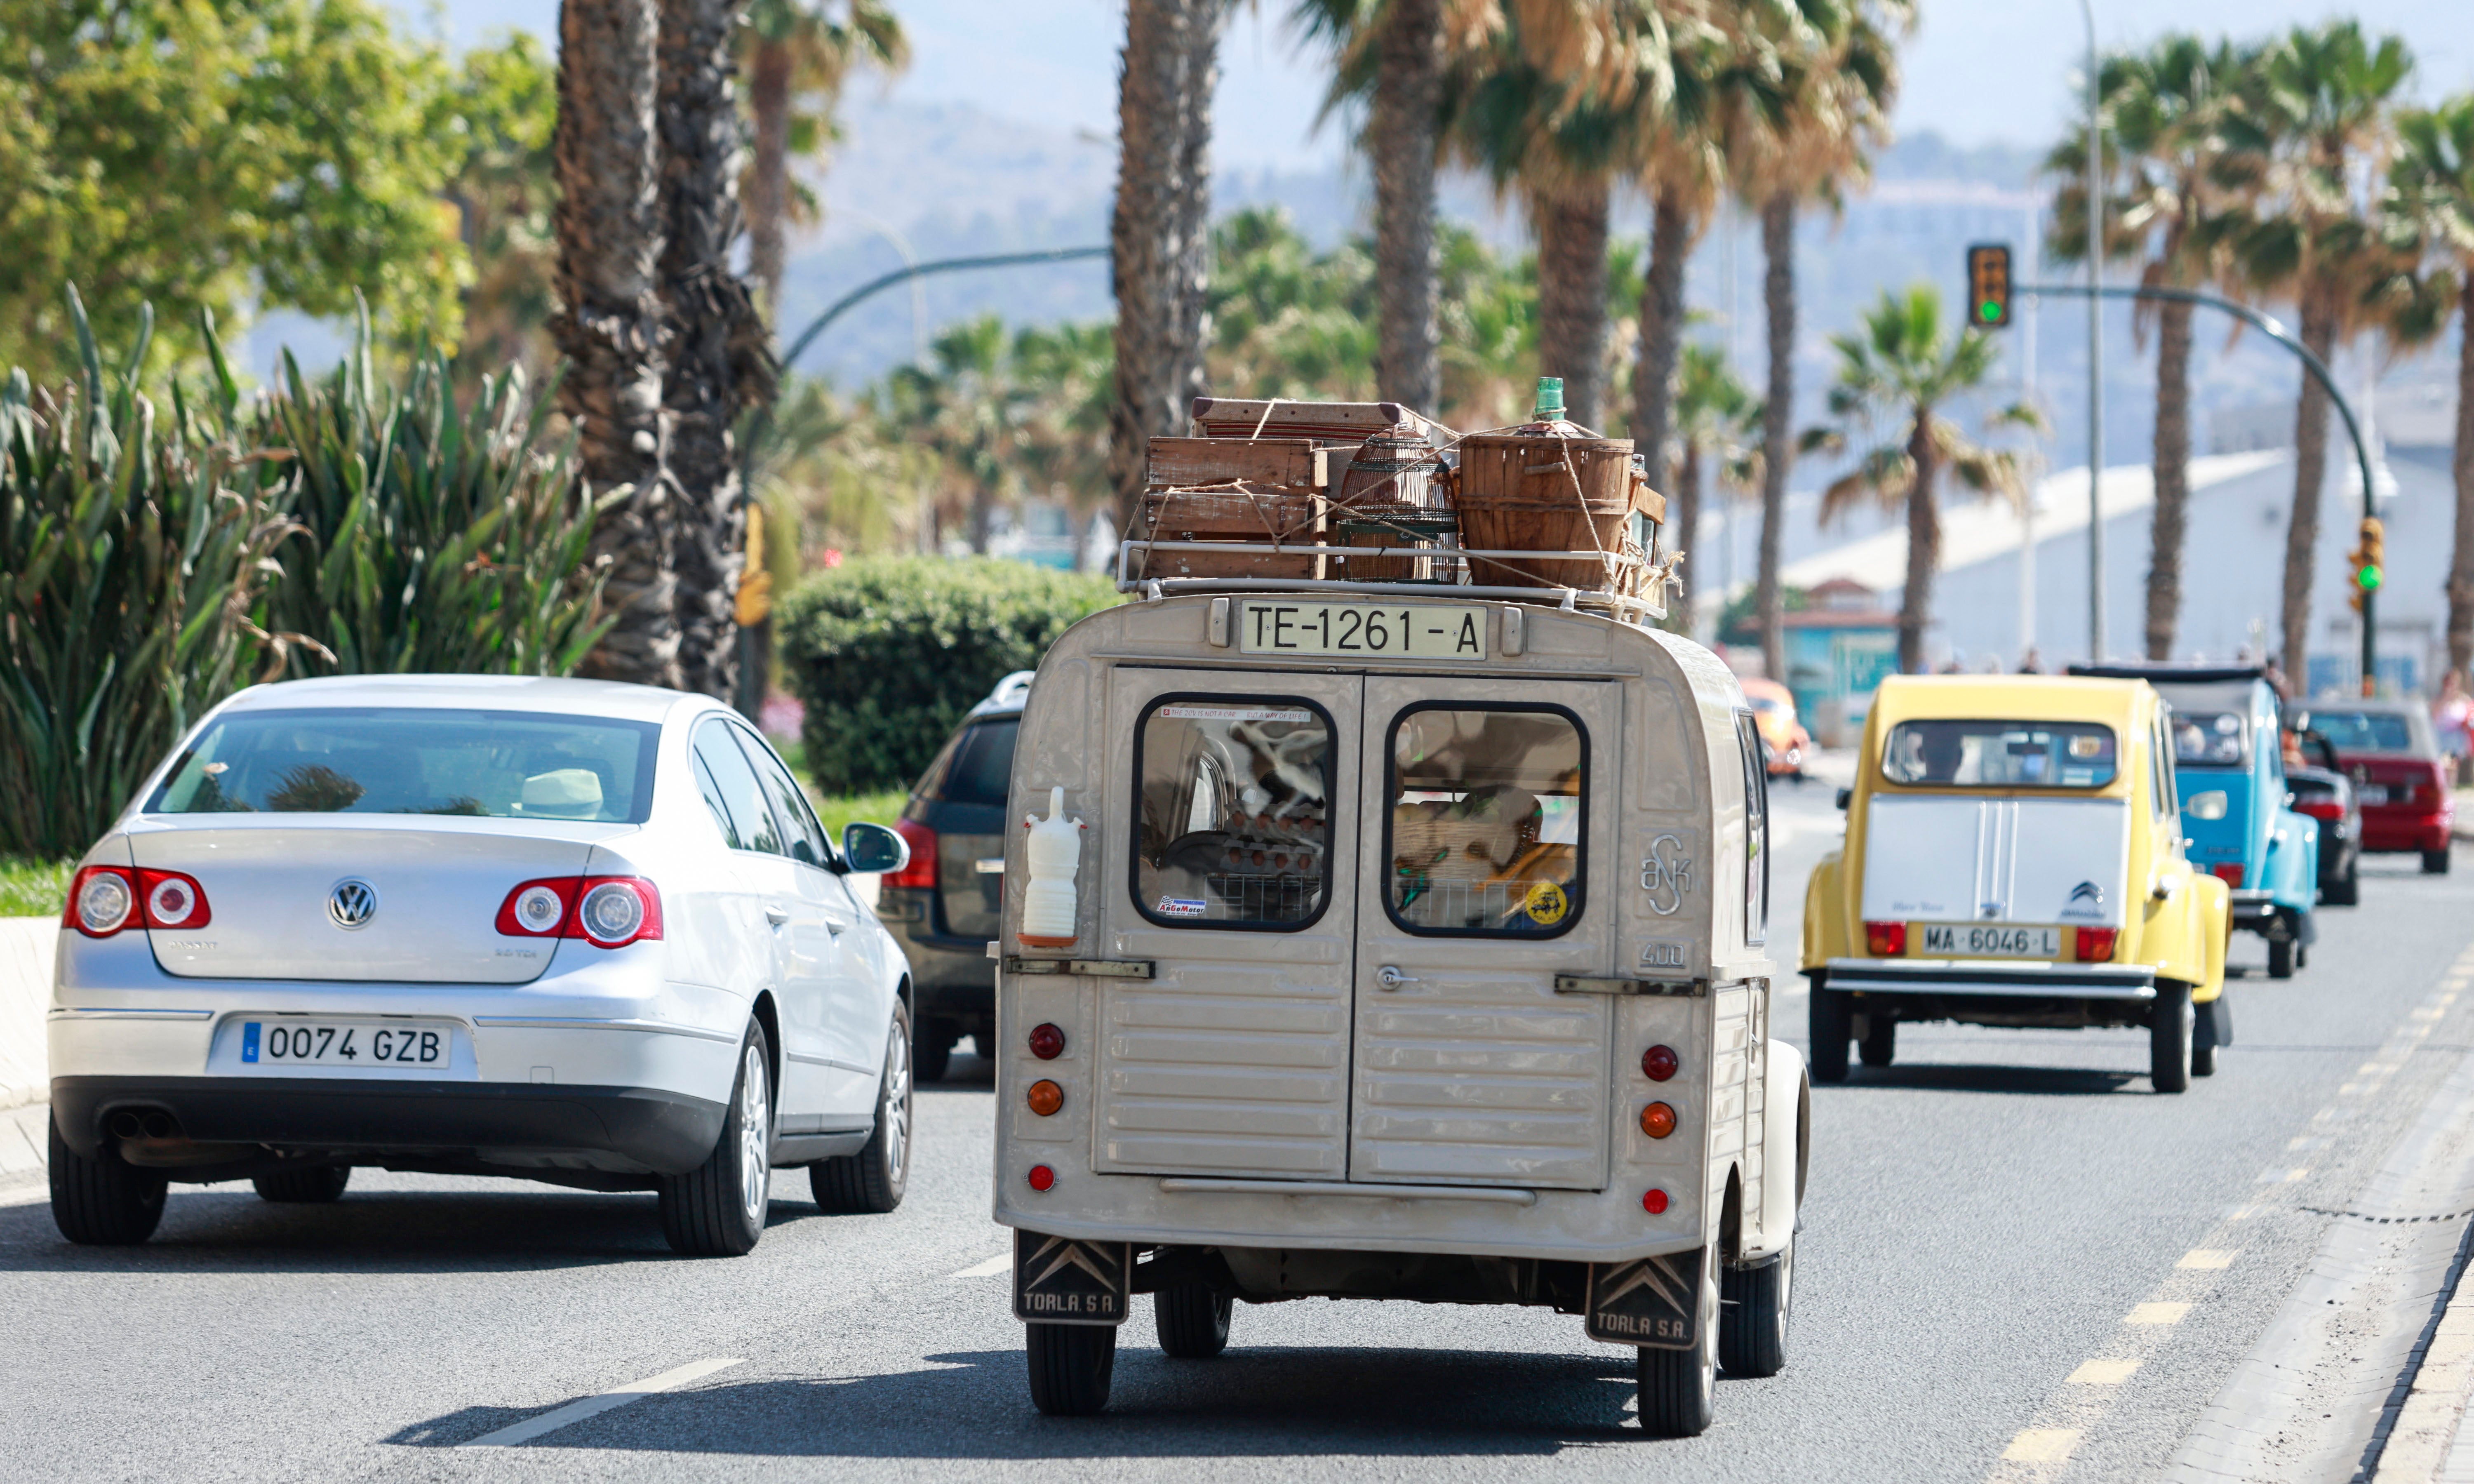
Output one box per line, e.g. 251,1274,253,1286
1524,881,1570,926
1155,705,1311,724
1156,896,1209,918
2069,735,2107,758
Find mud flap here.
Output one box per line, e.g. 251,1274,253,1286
1012,1230,1131,1326
1585,1247,1702,1350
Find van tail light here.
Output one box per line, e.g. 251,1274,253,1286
66,866,210,937
2075,927,2119,963
494,877,663,948
2211,863,2245,889
1865,920,1907,957
886,818,938,891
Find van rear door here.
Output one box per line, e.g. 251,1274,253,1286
1347,677,1623,1191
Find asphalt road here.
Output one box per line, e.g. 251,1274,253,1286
8,765,2474,1483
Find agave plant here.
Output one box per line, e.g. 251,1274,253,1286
0,292,287,858
254,312,618,678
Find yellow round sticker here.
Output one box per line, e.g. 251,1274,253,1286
1523,881,1569,925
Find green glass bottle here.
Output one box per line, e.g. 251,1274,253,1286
1531,376,1565,421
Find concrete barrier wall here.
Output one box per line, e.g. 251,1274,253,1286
0,919,56,1110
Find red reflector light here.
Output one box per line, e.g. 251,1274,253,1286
493,877,663,948
2075,927,2119,963
1865,920,1907,957
1027,1164,1056,1192
886,818,938,890
1642,1188,1669,1215
2211,863,2244,889
1640,1101,1677,1138
1028,1023,1065,1060
1641,1044,1679,1082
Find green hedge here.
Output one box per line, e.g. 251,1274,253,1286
777,557,1118,795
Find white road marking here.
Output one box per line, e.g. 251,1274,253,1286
459,1358,742,1447
2067,1359,2140,1385
2126,1303,2191,1326
950,1252,1013,1278
2002,1430,2079,1463
2178,1250,2237,1270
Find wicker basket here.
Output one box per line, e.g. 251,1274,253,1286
1137,483,1323,579
1449,434,1649,592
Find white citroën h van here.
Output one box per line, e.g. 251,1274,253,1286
988,521,1808,1435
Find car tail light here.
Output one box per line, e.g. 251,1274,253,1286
2295,800,2342,822
66,865,210,937
2075,927,2119,962
1642,1188,1669,1214
1640,1101,1678,1138
2211,863,2244,889
1028,1023,1066,1060
1641,1044,1679,1082
1027,1079,1064,1117
886,818,938,890
493,877,663,948
1865,920,1907,957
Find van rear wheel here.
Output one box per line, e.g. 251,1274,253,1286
2150,980,2194,1094
2267,937,2295,979
1637,1245,1718,1437
1026,1322,1116,1416
1154,1283,1232,1358
1858,1015,1895,1069
1808,985,1852,1084
1719,1240,1792,1378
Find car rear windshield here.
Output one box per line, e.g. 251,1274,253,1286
2303,709,2418,754
931,719,1018,807
147,708,661,822
2171,710,2248,767
1881,720,2118,789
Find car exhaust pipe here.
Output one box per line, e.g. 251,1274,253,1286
141,1110,175,1139
108,1109,179,1141
108,1110,146,1139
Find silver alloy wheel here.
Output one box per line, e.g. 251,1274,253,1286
881,1015,912,1183
738,1044,771,1225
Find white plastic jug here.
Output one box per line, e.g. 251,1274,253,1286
1019,786,1083,949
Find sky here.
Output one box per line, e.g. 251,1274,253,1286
426,0,2474,169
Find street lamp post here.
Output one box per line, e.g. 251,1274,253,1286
2080,0,2105,664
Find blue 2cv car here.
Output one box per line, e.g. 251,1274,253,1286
2075,665,2318,978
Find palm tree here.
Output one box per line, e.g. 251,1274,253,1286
2386,96,2474,688
553,0,677,687
1668,340,1760,626
2218,21,2413,680
1735,0,1910,684
1109,0,1229,544
1629,14,1734,493
741,0,906,319
2047,35,2253,661
1802,287,2039,673
658,0,776,701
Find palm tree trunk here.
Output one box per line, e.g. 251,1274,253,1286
1532,183,1610,430
746,38,794,320
2145,296,2194,660
2279,287,2336,682
1899,412,1941,675
554,0,677,688
1755,192,1796,683
658,0,772,703
1630,190,1692,490
2452,297,2474,687
1672,438,1703,625
1107,0,1224,546
1369,0,1441,412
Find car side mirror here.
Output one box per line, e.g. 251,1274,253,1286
1835,788,1852,811
842,821,911,875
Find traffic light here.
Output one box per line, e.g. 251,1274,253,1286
2347,516,2385,612
1966,245,2013,329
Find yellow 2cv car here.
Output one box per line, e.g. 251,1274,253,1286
1802,675,2232,1091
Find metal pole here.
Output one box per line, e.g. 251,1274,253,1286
2022,199,2040,667
2080,0,2105,663
2359,339,2379,696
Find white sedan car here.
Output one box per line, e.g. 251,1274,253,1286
47,675,916,1256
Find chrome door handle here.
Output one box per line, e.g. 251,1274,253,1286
825,918,847,937
1376,966,1420,990
765,906,790,926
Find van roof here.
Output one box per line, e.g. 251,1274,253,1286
1870,673,2153,729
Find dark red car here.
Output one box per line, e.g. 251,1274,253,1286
2294,701,2455,874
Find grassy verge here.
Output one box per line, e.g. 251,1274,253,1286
812,790,912,842
0,857,73,918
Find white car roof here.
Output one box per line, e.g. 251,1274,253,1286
214,674,708,725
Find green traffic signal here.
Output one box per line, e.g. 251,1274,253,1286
1980,301,2000,323
2359,564,2383,593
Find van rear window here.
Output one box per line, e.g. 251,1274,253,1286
1386,706,1585,936
1881,720,2117,789
1133,698,1333,930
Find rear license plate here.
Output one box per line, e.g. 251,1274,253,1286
1237,600,1489,660
1919,924,2062,958
2358,785,2389,804
240,1021,450,1068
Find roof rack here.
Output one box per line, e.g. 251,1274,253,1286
2067,664,2270,684
1115,555,1668,625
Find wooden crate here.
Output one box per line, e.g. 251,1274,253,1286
1145,436,1327,490
1138,483,1323,579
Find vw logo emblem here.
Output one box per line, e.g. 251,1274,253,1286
328,879,379,930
